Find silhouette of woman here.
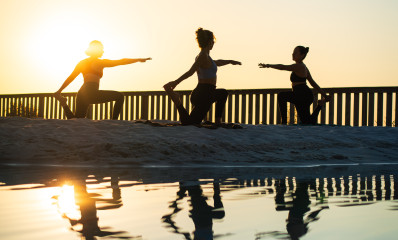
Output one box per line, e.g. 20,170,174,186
163,28,241,125
54,40,151,119
259,46,331,125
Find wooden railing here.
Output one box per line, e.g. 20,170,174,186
1,87,397,126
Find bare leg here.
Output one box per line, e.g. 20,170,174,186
54,92,75,119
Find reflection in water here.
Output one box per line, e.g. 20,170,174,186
162,182,225,240
56,184,80,220
53,175,132,240
274,180,328,240
0,166,397,240
244,175,397,240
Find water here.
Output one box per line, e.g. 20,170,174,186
0,166,397,240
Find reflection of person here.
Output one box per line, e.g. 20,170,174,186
62,177,127,240
162,182,225,240
274,180,328,240
188,183,225,239
71,179,101,238
259,46,331,125
54,40,151,119
164,28,241,125
285,182,311,239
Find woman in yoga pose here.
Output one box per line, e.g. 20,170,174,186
259,46,331,125
54,40,151,119
163,28,241,125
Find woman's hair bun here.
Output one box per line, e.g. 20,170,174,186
195,28,215,49
296,45,309,59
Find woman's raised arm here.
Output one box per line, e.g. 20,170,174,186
306,68,328,98
163,54,205,90
55,63,82,94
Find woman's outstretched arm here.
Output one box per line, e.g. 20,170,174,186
214,59,241,66
102,58,152,67
258,63,300,71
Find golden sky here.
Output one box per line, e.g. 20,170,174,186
0,0,397,94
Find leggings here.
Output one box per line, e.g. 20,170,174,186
75,82,124,119
277,84,321,124
176,84,228,125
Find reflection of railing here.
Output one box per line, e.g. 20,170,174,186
226,175,398,202
1,87,397,126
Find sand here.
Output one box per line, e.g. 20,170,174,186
1,117,397,169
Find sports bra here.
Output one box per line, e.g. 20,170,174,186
290,72,306,83
82,60,103,82
197,57,217,79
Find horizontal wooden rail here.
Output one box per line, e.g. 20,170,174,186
1,87,397,127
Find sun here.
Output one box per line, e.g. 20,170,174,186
26,10,127,78
21,7,142,92
28,17,95,77
27,15,138,79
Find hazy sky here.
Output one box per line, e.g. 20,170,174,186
0,0,397,94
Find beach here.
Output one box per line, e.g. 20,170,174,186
1,117,397,168
1,116,398,240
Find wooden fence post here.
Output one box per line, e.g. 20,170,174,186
345,92,351,126
368,92,375,126
362,91,368,126
353,92,359,126
377,92,383,126
255,94,260,125
262,93,268,124
328,93,335,125
386,92,392,126
337,93,343,125
141,94,148,120
227,94,233,123
234,93,240,123
38,96,44,118
269,93,275,124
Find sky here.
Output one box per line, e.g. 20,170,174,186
0,0,397,94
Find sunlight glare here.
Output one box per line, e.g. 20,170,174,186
29,18,92,75
27,13,139,89
57,184,80,220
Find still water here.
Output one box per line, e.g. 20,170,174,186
0,166,397,240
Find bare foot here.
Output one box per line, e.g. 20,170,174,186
317,95,332,106
163,83,182,106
